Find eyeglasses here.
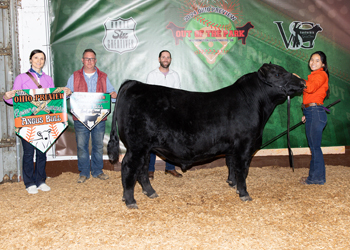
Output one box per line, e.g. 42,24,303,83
83,58,96,61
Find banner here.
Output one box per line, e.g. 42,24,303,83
13,87,68,153
50,0,350,151
70,92,111,130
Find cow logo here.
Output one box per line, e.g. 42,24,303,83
70,92,111,130
102,17,139,54
13,88,68,153
274,21,323,50
167,2,253,69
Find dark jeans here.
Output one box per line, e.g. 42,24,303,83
74,120,105,178
303,106,327,184
148,153,175,172
21,138,47,188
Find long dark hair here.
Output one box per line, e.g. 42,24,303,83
309,51,329,76
309,51,330,98
29,49,46,62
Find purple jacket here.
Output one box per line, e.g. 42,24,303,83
3,70,54,105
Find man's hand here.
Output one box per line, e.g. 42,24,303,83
110,91,117,99
62,87,72,96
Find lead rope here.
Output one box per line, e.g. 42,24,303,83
287,96,295,171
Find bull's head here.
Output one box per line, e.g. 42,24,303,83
258,63,305,97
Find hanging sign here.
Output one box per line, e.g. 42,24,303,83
13,87,68,153
70,92,111,130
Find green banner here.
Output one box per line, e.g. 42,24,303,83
13,87,68,153
50,0,350,149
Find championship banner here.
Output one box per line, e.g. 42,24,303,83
13,87,68,153
70,92,111,130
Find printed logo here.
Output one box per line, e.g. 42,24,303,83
274,21,323,50
167,2,254,69
103,17,139,54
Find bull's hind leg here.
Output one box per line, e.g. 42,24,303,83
137,153,158,199
226,155,237,188
121,151,143,209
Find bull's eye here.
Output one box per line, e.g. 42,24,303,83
275,73,279,77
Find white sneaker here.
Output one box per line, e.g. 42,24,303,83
26,185,38,194
37,183,51,192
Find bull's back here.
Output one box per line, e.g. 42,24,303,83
116,79,261,160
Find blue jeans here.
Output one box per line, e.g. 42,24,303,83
74,120,105,178
21,138,47,188
148,153,175,172
303,106,327,184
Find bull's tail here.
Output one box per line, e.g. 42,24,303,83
107,95,120,164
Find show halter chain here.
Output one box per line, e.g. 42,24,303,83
258,68,294,170
287,96,294,171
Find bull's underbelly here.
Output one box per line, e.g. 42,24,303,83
152,143,228,166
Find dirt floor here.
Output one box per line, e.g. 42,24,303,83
1,165,350,249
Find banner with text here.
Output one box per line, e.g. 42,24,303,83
13,88,68,153
70,92,111,130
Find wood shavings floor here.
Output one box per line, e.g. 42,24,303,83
1,165,349,249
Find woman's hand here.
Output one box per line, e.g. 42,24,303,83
301,116,306,123
3,90,17,100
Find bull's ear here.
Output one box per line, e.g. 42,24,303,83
269,62,272,64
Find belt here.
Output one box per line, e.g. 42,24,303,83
302,102,323,109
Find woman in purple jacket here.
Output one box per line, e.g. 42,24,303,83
3,49,71,194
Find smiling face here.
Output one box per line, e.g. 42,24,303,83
30,53,45,72
309,54,324,72
159,51,172,69
82,51,97,73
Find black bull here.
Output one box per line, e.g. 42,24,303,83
108,63,305,209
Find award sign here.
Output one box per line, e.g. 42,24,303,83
13,87,68,153
70,92,111,130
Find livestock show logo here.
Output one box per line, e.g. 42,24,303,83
274,21,323,50
70,92,111,130
167,2,253,69
13,88,68,153
102,17,139,54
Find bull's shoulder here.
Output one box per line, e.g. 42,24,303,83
119,79,143,90
118,80,145,94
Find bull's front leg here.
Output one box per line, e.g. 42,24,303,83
121,151,139,209
234,154,252,202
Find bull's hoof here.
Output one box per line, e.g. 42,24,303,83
226,179,232,184
142,190,159,198
149,192,159,198
240,195,252,202
122,196,125,201
126,203,138,209
229,184,237,189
